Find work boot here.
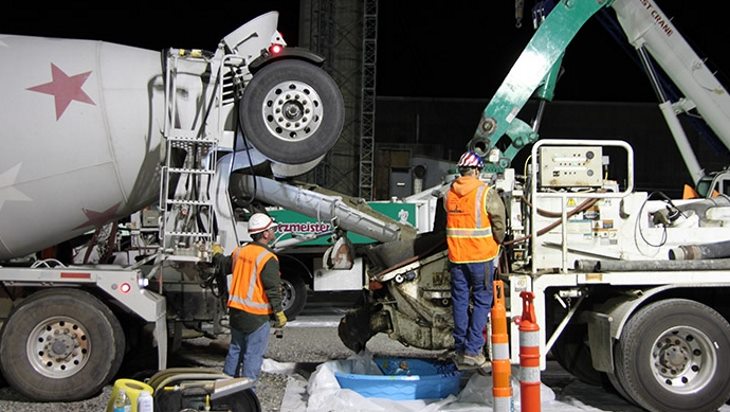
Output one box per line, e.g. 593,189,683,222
440,349,462,362
461,353,489,368
454,351,464,364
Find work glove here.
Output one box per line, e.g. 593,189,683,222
273,311,287,328
211,243,224,256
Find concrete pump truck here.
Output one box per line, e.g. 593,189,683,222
338,1,730,411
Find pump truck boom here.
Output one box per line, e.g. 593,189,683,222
338,1,730,411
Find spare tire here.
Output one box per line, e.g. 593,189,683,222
240,59,345,165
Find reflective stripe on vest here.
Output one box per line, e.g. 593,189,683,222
446,182,499,263
227,245,277,315
446,227,493,237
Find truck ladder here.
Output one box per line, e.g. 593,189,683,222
159,49,220,262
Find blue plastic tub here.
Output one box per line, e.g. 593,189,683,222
335,357,462,400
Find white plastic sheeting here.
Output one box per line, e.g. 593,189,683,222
274,351,635,412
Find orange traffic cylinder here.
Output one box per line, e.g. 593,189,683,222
518,291,540,412
491,280,512,412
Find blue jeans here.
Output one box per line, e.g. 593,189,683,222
223,321,271,382
450,260,494,356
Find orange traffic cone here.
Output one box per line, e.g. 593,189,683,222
491,280,512,412
517,291,540,412
682,184,699,199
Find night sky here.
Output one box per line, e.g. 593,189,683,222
0,4,300,54
2,2,729,103
376,1,730,102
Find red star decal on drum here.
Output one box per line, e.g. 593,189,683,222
27,63,95,120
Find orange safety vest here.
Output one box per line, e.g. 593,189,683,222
445,181,499,263
227,244,278,315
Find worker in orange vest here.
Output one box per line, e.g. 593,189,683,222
446,151,506,369
213,212,287,384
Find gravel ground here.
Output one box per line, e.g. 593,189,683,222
2,325,692,412
0,326,430,412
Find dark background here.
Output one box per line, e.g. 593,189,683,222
0,4,301,51
377,2,730,101
3,2,728,101
3,2,730,195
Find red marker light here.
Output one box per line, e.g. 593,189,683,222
60,272,91,279
120,282,132,294
269,44,283,55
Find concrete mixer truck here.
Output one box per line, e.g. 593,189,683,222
0,11,417,402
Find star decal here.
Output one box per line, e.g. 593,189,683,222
27,63,95,120
74,202,121,230
0,163,32,212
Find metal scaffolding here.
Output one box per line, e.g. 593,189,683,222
299,0,377,198
359,0,377,200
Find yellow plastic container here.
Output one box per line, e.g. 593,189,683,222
106,378,154,412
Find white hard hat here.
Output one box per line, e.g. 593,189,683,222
248,213,277,235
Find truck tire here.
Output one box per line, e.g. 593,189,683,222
240,59,345,165
606,371,634,406
0,288,125,401
280,271,307,321
614,298,730,412
606,344,636,406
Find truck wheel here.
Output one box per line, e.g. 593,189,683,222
0,288,125,401
240,59,345,165
280,272,307,320
615,298,730,412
